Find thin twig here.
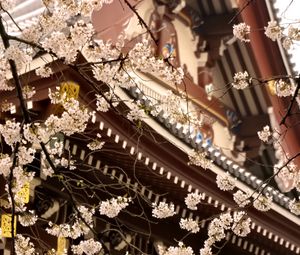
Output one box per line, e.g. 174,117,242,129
280,78,300,126
123,0,158,45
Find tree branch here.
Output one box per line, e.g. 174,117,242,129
280,78,300,126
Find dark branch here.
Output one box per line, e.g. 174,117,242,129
280,78,300,126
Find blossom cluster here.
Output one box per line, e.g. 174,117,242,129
257,125,272,142
188,150,212,170
35,65,53,78
152,201,176,219
99,196,131,218
216,172,236,191
46,220,90,239
18,210,38,227
71,239,102,255
233,190,251,207
253,195,272,212
87,134,105,151
289,200,300,215
162,242,195,255
127,103,146,122
45,97,91,136
233,23,250,42
179,218,200,233
96,91,119,112
235,20,300,50
232,71,251,90
184,192,205,210
274,79,294,97
46,206,94,239
15,234,36,255
200,211,251,254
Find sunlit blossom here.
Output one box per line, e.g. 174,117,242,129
233,23,250,42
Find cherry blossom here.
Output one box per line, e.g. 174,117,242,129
232,71,251,90
0,153,12,177
232,211,251,237
0,0,16,10
233,190,251,207
216,172,236,191
46,220,90,239
99,196,131,218
18,211,38,227
207,218,226,242
35,65,53,78
264,20,283,41
163,242,194,255
0,119,22,146
71,239,102,255
287,26,300,41
188,150,212,169
275,79,293,97
257,125,272,142
184,192,205,210
152,201,176,219
179,218,200,233
253,195,272,212
289,200,300,215
127,103,146,122
233,23,250,42
15,234,36,255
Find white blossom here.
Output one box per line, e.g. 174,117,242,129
45,98,91,136
70,20,94,49
23,86,36,100
287,26,300,41
46,220,90,239
216,172,235,191
289,200,300,215
35,65,53,78
188,150,212,170
96,92,119,112
253,195,272,212
0,0,16,10
21,25,42,43
233,23,250,42
219,212,233,229
15,234,36,255
275,79,293,97
232,71,251,90
0,153,12,177
78,205,94,225
0,119,22,146
207,218,225,242
257,125,272,142
0,58,13,91
18,146,36,165
179,218,200,233
127,103,146,122
163,242,194,255
41,32,77,64
184,192,205,210
5,45,32,69
264,20,283,41
72,239,102,255
282,37,293,50
99,196,131,218
199,246,212,255
18,211,38,227
87,134,105,151
233,190,251,207
232,211,251,237
152,201,176,219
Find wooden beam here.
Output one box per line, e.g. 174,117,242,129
195,12,235,36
